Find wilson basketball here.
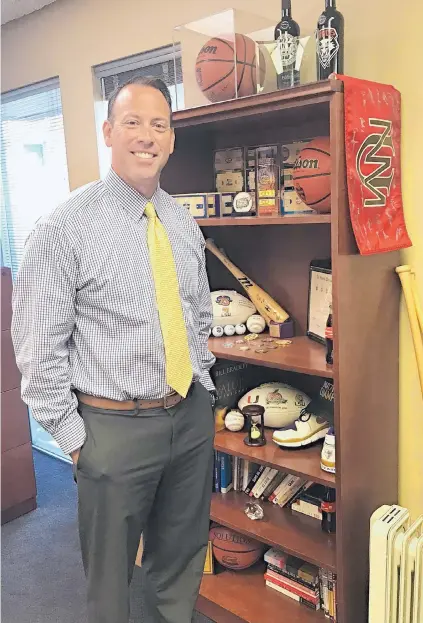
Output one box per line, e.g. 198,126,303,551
195,33,265,103
209,525,264,570
292,137,331,213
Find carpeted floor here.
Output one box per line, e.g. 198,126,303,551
1,450,212,623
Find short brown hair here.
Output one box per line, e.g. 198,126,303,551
107,76,173,125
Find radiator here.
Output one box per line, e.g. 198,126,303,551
369,505,423,623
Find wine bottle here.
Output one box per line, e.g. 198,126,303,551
274,0,300,89
316,0,344,80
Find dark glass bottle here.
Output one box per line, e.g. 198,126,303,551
274,0,300,89
316,0,344,80
321,487,336,533
325,305,333,365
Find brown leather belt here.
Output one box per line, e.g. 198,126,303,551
76,388,188,411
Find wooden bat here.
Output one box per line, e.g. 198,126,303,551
396,265,423,396
205,238,289,324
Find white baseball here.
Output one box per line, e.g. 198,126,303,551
212,325,224,337
235,324,246,335
224,410,245,432
246,314,266,334
223,324,236,336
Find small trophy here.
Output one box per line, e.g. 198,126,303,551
242,404,266,447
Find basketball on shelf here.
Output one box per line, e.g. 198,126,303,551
209,524,264,570
292,137,331,213
195,33,266,103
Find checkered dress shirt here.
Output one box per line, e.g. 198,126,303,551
11,169,216,455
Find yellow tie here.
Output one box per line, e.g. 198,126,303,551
144,201,193,397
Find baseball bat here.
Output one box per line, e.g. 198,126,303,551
396,265,423,396
205,238,289,324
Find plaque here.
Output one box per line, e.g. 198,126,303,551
307,259,332,344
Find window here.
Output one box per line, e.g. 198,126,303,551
1,78,71,463
93,44,183,177
1,78,70,279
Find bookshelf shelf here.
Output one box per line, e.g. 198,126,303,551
214,430,335,488
198,565,325,623
209,336,333,378
210,491,336,571
196,215,331,227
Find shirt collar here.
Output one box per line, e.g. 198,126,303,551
104,168,161,221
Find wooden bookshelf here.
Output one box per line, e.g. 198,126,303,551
210,492,336,571
197,565,325,623
196,214,331,227
164,81,400,623
209,335,332,378
214,429,335,488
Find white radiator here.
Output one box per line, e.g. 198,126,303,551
369,505,423,623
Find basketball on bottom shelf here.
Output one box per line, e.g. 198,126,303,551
209,525,264,570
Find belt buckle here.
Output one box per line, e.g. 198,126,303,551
163,391,178,409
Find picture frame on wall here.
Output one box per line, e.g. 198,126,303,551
307,259,332,344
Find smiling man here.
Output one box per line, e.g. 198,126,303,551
11,77,216,623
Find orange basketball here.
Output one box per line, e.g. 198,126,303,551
195,33,265,103
209,525,264,570
292,137,331,213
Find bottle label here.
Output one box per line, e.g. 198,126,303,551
325,326,333,339
276,32,298,67
317,26,340,69
321,501,336,513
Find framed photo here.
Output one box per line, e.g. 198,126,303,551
307,260,332,344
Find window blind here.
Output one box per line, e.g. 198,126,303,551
94,43,184,109
1,78,70,278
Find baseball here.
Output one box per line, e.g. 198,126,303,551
212,325,224,337
246,314,266,334
223,324,236,336
224,410,245,432
235,324,246,335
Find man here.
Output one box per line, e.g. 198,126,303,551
12,76,216,623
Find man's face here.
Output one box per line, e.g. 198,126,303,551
103,85,175,193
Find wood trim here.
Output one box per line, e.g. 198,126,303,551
197,215,331,227
173,80,342,129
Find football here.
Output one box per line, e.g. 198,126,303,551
238,382,311,428
211,290,256,328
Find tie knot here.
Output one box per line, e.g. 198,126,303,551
144,202,156,220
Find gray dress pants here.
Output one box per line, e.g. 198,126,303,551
75,381,215,623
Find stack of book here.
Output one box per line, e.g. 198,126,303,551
214,453,317,507
264,548,321,611
264,548,338,619
290,483,326,521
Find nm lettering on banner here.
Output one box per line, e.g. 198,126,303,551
339,74,411,255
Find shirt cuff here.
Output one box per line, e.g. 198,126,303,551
198,369,215,392
54,412,87,456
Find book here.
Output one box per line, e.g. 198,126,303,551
261,471,285,500
244,464,265,495
220,453,233,493
264,549,319,587
265,579,320,610
213,450,221,492
267,563,319,591
266,568,320,603
272,474,306,507
291,499,322,520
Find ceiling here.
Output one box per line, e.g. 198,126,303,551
1,0,59,25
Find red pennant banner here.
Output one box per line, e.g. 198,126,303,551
338,74,412,255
